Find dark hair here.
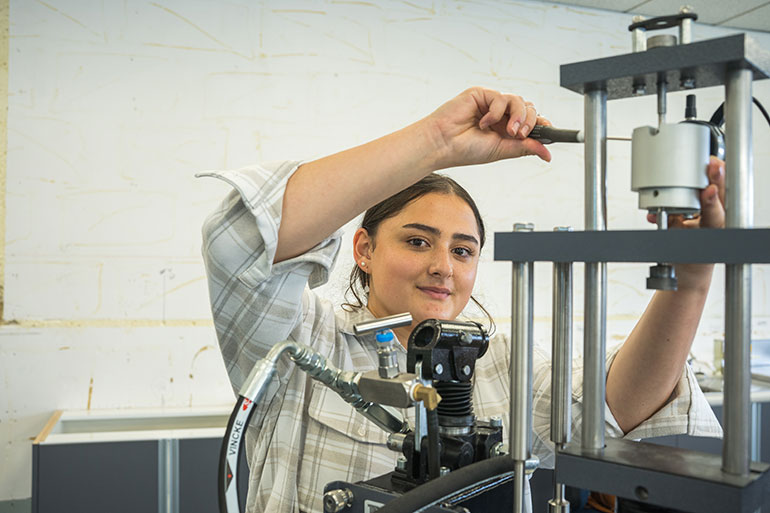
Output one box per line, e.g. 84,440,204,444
342,173,496,335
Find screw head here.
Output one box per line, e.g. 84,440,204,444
633,84,647,96
462,365,472,376
680,77,696,89
440,466,451,476
433,363,444,375
489,415,503,428
396,455,407,471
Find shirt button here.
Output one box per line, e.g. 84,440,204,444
358,426,366,437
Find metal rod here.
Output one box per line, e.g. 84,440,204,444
583,89,607,453
158,438,180,513
723,66,754,477
631,16,646,53
657,78,667,128
679,6,693,45
510,223,534,513
550,248,573,446
353,312,413,336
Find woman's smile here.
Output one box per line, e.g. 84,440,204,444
417,286,452,300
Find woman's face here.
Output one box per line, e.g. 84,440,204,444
361,192,481,327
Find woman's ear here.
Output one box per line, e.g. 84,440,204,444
353,228,373,270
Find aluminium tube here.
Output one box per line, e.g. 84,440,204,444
510,223,535,513
583,89,608,453
550,246,573,445
549,245,573,513
722,67,754,477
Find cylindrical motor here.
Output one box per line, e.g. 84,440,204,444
631,123,710,214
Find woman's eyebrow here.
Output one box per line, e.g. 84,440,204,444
401,223,479,246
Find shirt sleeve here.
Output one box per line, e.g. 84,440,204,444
532,344,723,469
199,161,343,392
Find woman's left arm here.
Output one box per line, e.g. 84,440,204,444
606,157,726,434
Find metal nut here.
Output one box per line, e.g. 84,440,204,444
396,455,407,471
489,415,503,428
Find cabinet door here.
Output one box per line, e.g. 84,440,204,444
33,441,158,513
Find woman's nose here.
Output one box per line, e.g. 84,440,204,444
428,249,453,277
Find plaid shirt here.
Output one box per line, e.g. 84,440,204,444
200,161,722,513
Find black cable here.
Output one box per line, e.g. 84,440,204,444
426,408,441,480
753,97,770,128
377,456,518,513
707,97,770,129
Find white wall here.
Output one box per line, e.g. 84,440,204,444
1,0,769,501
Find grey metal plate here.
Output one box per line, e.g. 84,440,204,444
560,34,770,99
555,438,770,513
493,228,770,263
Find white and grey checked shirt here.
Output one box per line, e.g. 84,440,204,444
200,161,722,513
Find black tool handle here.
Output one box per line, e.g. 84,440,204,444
528,125,582,144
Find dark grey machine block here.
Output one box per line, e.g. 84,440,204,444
494,228,770,263
560,33,770,99
555,438,770,513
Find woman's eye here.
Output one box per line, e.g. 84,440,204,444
407,238,428,247
453,247,473,258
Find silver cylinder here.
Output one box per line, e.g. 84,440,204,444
723,67,754,477
657,79,667,128
513,460,525,513
679,6,694,45
510,224,534,513
583,89,607,452
551,255,573,446
353,312,413,336
631,123,711,214
631,16,646,53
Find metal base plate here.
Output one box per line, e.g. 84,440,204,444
555,438,770,513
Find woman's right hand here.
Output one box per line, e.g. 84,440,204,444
425,87,552,169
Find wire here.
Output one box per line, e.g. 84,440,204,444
708,97,770,129
753,97,770,127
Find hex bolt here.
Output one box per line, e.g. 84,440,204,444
489,415,503,428
440,466,451,476
681,77,696,89
396,455,407,471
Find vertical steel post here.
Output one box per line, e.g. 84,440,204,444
583,88,607,452
511,223,534,513
549,232,573,513
723,67,753,477
158,438,180,513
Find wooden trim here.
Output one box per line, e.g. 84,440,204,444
33,410,62,444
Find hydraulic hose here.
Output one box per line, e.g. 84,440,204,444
377,456,519,513
219,340,410,513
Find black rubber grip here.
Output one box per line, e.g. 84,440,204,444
528,125,581,144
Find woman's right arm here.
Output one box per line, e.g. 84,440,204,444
274,87,551,263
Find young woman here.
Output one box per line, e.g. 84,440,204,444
201,87,723,513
